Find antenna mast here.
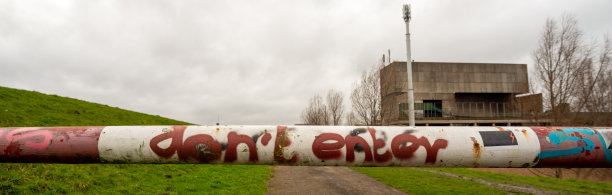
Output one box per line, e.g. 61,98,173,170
403,4,415,127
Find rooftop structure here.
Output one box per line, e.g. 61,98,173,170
380,61,546,126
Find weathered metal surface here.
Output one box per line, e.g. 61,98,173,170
1,126,610,167
0,127,102,163
532,127,612,167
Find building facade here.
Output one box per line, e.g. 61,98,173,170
381,61,545,126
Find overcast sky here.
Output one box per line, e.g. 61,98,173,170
1,0,611,125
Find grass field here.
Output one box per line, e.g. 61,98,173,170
1,164,270,195
427,168,612,194
352,167,612,194
0,86,191,127
351,167,505,194
0,86,271,194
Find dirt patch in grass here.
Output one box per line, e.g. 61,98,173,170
268,166,404,195
351,167,505,194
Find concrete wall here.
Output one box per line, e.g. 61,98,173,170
381,61,529,124
383,61,529,94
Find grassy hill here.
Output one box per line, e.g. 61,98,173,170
0,86,270,194
0,86,191,127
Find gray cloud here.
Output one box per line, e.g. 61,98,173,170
1,0,611,125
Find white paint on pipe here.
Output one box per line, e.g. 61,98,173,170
98,126,175,162
97,126,544,167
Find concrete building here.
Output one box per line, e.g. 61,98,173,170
380,61,546,126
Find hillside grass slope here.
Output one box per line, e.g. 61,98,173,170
0,86,190,126
0,86,270,194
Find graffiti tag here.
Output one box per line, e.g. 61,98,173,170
149,126,297,163
1,128,53,153
312,128,448,164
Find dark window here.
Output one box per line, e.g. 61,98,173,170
423,100,442,117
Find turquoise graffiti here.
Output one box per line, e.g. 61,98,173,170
539,128,612,162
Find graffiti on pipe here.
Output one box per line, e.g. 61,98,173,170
0,127,102,162
478,131,519,150
533,127,612,167
2,128,52,151
149,126,298,163
146,126,449,164
1,125,610,167
311,128,447,163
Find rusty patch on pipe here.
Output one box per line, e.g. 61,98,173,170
470,137,481,167
521,129,528,138
274,126,298,163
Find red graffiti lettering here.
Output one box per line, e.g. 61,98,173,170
311,130,447,164
150,127,261,163
391,134,448,164
6,128,52,150
274,126,298,163
225,132,258,162
181,134,222,163
369,128,391,163
149,126,186,159
312,133,345,160
261,133,272,146
345,135,373,162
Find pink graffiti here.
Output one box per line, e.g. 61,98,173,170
5,128,52,150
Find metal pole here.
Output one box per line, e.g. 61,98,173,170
496,103,499,117
0,125,610,168
469,102,472,116
503,103,506,118
403,4,415,127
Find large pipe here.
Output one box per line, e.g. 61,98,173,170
0,126,610,167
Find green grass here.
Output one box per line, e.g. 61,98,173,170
427,168,612,195
0,164,270,195
0,86,191,127
0,86,271,194
351,167,505,194
352,167,612,195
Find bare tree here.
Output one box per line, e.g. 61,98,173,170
326,89,344,126
532,14,592,124
350,65,382,126
532,14,611,178
300,94,329,125
573,36,612,125
345,111,359,126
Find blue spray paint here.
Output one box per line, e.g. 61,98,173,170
594,131,612,162
539,128,597,159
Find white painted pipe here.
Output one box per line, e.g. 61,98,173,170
3,125,609,167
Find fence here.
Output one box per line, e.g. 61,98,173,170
399,102,525,119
